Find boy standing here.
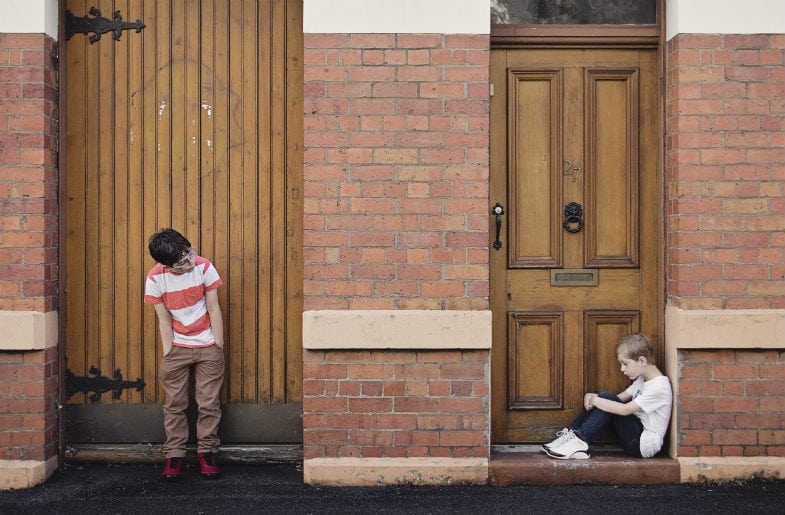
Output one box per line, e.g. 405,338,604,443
144,228,225,480
543,333,672,460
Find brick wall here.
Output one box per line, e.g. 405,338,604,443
678,349,785,457
0,34,59,312
303,34,490,311
303,349,489,459
0,347,58,460
666,34,785,310
0,33,60,465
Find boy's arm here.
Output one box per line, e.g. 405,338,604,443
153,303,175,356
586,393,640,416
205,289,224,349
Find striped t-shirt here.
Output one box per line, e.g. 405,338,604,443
144,256,223,348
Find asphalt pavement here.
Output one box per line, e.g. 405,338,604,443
1,462,783,515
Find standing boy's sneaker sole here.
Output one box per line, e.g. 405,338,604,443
161,457,183,481
198,452,220,479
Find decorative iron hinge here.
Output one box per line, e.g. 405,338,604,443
65,7,145,44
65,366,145,402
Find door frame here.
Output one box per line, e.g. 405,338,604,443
489,14,665,444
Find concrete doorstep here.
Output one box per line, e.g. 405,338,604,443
489,446,680,486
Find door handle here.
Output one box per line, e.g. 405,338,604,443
563,202,584,233
492,202,505,249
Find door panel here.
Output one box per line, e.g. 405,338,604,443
508,312,564,410
490,48,661,443
63,0,303,443
585,68,639,267
507,69,562,268
584,311,641,396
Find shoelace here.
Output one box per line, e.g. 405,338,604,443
548,429,573,448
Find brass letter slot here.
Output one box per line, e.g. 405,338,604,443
550,269,598,287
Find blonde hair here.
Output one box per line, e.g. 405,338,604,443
616,333,655,365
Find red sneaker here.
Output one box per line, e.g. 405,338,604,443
198,452,220,478
162,457,182,480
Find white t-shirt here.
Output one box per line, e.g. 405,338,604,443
625,375,673,458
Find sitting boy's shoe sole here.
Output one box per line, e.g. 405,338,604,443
544,447,590,460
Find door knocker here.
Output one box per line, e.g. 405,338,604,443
563,202,584,233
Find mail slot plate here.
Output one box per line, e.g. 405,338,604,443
550,269,598,287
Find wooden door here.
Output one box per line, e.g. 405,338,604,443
490,48,661,443
62,0,303,443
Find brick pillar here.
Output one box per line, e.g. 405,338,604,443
303,32,490,312
678,349,785,458
301,0,491,486
0,31,60,489
664,2,785,482
666,34,785,311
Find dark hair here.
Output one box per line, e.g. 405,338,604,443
148,228,192,267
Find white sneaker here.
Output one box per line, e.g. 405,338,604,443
545,432,590,460
542,428,573,453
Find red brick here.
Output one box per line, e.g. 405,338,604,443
759,430,785,445
680,430,713,446
417,415,462,430
373,414,417,430
439,431,486,447
736,413,781,429
759,396,785,412
696,445,723,457
304,429,349,447
348,397,393,413
348,364,394,379
303,363,348,379
303,397,348,413
714,363,758,378
325,414,372,429
759,363,785,379
712,429,758,446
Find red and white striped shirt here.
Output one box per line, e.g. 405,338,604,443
144,256,223,348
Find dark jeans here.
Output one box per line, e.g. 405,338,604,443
570,392,644,458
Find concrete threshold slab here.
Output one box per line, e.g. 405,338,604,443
65,444,302,465
489,446,680,486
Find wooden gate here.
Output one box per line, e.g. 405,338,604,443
62,0,303,444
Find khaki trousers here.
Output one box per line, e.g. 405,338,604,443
158,344,225,458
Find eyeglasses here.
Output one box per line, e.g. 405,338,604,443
170,248,195,269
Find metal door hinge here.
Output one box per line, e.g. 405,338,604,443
65,7,145,44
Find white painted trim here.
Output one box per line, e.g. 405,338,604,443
679,457,785,483
665,305,785,351
0,457,58,490
664,305,785,457
304,457,488,486
303,310,492,350
0,0,58,40
0,311,58,350
303,0,489,34
666,0,785,40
